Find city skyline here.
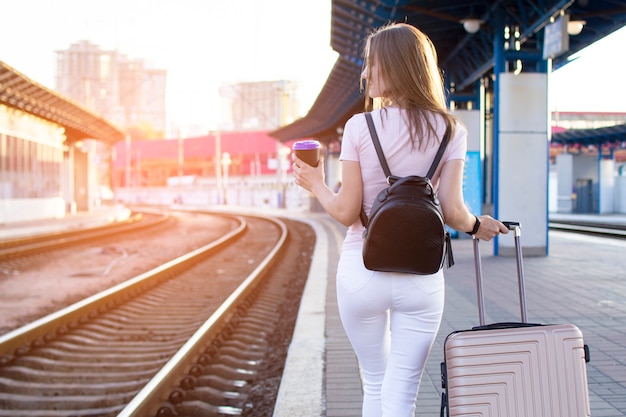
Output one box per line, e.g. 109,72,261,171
1,0,338,137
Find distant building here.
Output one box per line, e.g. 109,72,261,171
550,111,626,163
55,40,166,138
220,80,299,131
0,61,125,223
112,131,296,187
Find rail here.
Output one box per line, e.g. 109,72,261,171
0,211,291,416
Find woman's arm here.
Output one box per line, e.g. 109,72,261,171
437,159,508,240
293,157,363,227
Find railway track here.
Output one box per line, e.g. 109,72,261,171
549,219,626,238
0,209,171,262
0,211,315,417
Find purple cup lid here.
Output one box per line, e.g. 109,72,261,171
292,140,321,150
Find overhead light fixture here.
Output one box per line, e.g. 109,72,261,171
461,18,483,34
567,20,586,36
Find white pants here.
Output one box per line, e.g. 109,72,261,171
336,249,445,417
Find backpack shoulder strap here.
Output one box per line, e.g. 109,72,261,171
361,112,387,227
366,112,451,179
364,112,392,178
360,113,453,227
426,123,451,179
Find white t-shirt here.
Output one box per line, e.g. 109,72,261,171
339,107,467,251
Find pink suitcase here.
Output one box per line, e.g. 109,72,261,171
440,222,591,417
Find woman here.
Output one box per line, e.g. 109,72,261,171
292,22,508,417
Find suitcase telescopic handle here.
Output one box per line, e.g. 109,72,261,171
472,221,527,326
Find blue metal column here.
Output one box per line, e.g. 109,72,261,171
492,8,505,255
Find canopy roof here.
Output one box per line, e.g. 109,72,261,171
0,61,125,144
552,123,626,146
271,0,626,143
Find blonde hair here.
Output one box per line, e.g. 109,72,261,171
362,22,455,148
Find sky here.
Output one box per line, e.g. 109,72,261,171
549,24,626,114
1,1,624,137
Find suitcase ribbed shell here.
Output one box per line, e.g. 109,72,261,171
443,323,590,417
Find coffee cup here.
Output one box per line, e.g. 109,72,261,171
292,140,321,167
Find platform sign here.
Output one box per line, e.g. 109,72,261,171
543,14,569,59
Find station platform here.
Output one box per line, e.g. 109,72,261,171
2,207,625,416
276,211,626,417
